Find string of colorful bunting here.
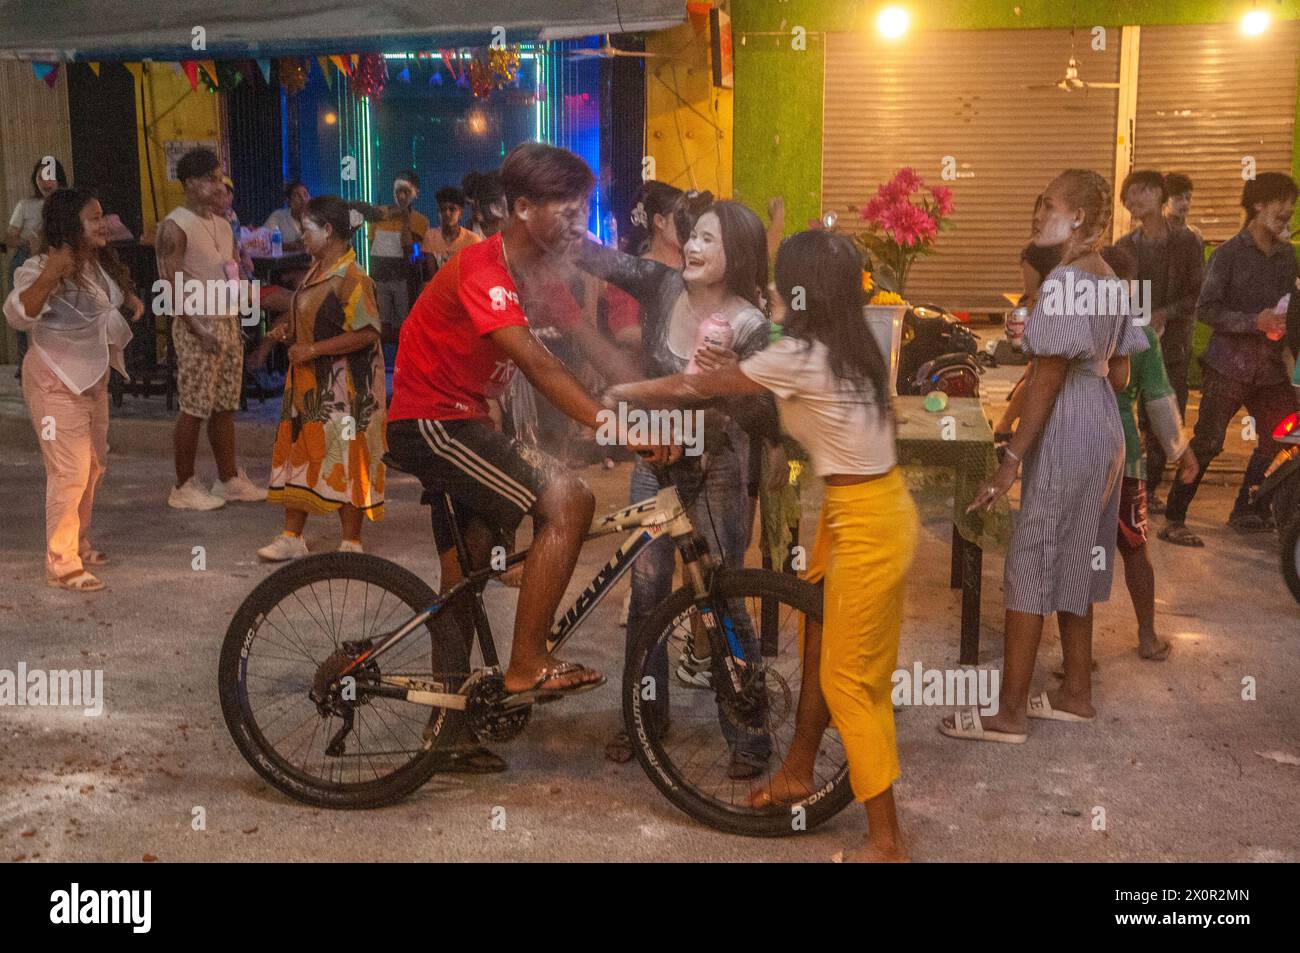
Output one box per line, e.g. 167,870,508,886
27,46,527,102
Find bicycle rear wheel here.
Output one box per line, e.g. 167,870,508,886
624,568,854,836
218,553,470,809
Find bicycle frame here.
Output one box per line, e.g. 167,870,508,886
336,484,700,710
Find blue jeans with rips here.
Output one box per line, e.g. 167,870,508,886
625,423,770,760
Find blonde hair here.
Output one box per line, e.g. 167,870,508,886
1053,169,1112,250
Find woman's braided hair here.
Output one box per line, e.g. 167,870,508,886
1054,169,1112,250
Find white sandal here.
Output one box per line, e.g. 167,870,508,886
938,707,1027,744
47,571,106,592
1027,691,1094,723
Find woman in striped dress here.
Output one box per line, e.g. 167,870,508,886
941,169,1148,744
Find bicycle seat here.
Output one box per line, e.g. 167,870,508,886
382,452,451,510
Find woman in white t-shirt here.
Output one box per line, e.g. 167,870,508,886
4,188,144,592
607,229,919,862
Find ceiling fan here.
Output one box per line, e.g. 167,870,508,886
564,34,663,59
1025,26,1121,93
1025,55,1121,92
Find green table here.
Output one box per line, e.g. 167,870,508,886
895,396,1012,664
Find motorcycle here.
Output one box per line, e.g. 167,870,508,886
896,304,985,398
1252,411,1300,604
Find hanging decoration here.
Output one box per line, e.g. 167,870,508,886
352,53,387,99
181,60,200,91
31,62,59,87
316,55,335,88
277,57,307,93
88,62,101,77
439,48,460,82
487,45,521,86
256,58,273,85
197,59,220,90
468,57,493,98
328,54,352,78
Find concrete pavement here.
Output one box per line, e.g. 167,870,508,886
1,362,1297,862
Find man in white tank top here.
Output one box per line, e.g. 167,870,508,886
155,147,264,510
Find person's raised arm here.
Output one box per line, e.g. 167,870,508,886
9,246,75,327
575,238,670,304
766,196,785,260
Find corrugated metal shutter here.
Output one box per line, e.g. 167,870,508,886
1133,21,1300,243
823,29,1120,312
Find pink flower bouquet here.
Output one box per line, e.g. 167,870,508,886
855,168,954,297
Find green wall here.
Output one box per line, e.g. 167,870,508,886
732,0,1300,233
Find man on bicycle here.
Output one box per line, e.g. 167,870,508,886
388,141,668,706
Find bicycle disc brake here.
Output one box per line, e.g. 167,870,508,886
309,640,376,755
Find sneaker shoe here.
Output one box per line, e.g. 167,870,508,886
212,468,266,502
257,533,309,562
338,540,363,554
169,477,226,511
676,647,713,688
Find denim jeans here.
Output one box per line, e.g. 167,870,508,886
625,424,770,759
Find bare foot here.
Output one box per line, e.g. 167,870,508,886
747,765,814,808
832,837,910,863
1138,638,1171,661
1046,688,1095,720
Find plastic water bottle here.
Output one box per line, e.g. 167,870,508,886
270,226,283,258
685,312,734,374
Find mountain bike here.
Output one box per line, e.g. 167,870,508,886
218,457,852,836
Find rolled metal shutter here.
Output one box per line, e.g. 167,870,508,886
823,28,1120,312
1133,21,1300,243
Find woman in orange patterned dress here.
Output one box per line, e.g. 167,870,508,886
258,196,386,560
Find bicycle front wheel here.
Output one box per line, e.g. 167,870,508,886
218,553,470,809
624,568,854,837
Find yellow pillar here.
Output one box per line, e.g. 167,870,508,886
645,18,733,197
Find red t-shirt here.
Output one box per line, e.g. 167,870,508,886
389,233,528,421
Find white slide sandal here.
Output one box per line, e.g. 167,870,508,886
1027,691,1094,723
938,707,1027,744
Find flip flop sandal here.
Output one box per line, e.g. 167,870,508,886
938,707,1027,744
1158,523,1204,547
47,571,106,592
81,551,109,566
511,660,606,703
727,748,770,781
429,746,508,774
1026,691,1094,723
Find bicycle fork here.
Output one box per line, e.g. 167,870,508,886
676,536,750,697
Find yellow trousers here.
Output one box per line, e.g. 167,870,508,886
803,469,918,802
